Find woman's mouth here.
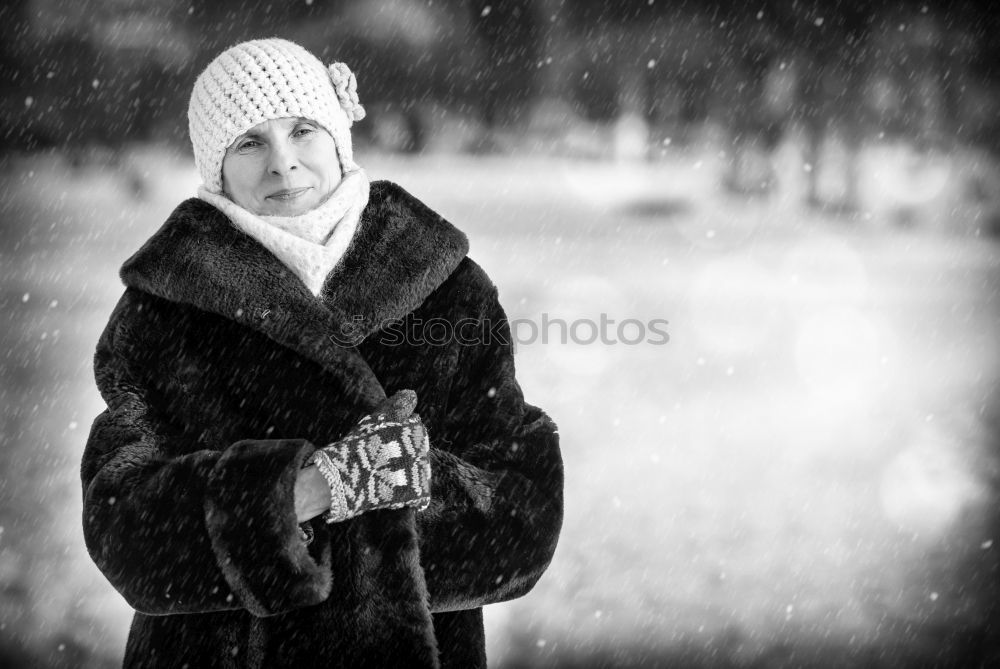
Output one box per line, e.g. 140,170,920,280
266,187,311,201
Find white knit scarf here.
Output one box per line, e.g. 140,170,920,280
198,169,370,296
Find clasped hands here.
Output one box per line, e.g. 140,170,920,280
294,390,431,523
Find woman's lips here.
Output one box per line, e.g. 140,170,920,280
266,187,310,201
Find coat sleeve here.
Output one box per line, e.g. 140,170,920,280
81,292,332,618
417,279,564,612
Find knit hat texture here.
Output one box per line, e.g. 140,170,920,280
188,38,366,194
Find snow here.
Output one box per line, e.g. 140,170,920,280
1,145,998,667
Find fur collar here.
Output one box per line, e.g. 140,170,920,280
121,180,469,365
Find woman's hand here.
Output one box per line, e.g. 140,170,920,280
294,464,332,522
312,390,432,523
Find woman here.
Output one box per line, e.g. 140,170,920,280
82,38,563,668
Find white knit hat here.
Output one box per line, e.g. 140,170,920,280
188,38,366,194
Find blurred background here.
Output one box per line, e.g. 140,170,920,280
2,0,999,667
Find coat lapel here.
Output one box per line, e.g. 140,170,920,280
319,182,471,343
119,180,469,412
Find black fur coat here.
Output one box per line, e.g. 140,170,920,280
81,181,563,668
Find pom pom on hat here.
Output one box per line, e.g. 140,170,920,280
188,38,365,194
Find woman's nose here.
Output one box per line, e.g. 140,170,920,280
267,141,298,176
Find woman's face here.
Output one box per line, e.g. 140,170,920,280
222,117,341,216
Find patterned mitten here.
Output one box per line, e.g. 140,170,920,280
311,390,431,523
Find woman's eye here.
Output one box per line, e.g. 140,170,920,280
236,139,261,151
294,126,315,137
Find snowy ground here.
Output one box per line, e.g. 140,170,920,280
1,146,998,667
